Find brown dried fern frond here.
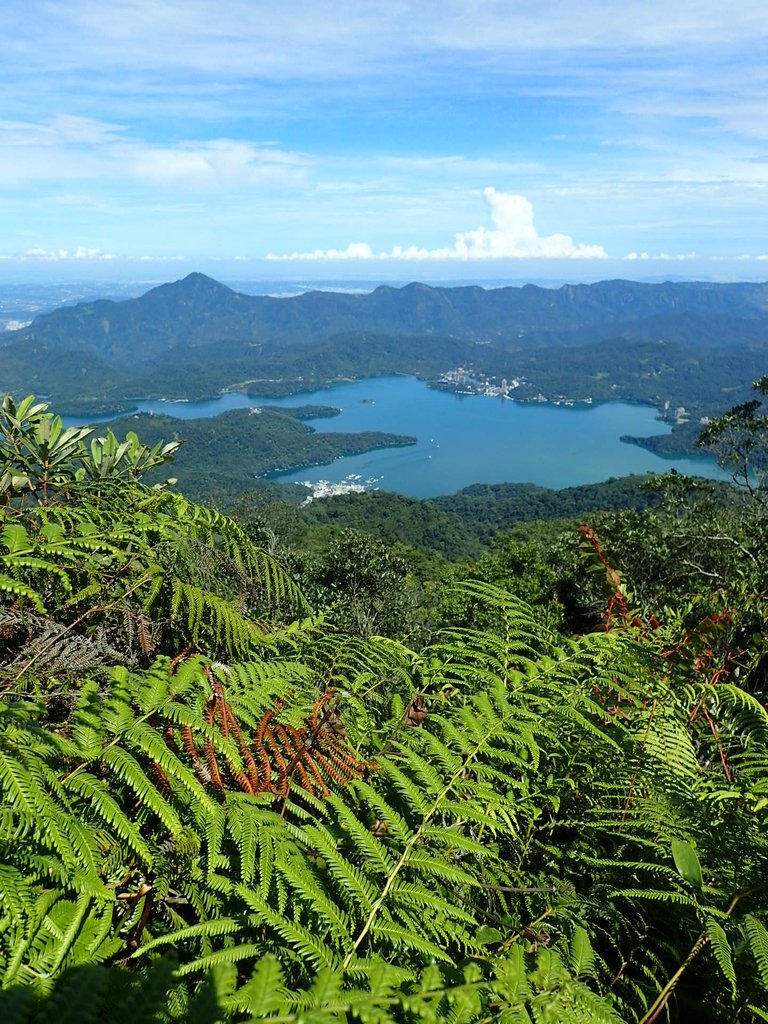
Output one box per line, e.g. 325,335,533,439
156,667,372,801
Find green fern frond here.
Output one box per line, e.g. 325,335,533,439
171,581,277,657
746,915,768,989
0,574,45,612
705,917,737,994
608,888,698,906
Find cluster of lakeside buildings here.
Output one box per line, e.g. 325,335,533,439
661,400,692,424
297,474,381,504
434,367,522,398
434,367,593,406
433,367,705,422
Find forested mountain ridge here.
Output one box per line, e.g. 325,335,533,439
10,273,768,360
3,275,768,426
243,474,673,566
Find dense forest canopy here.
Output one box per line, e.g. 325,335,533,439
1,383,768,1023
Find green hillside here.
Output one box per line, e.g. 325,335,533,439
2,389,767,1023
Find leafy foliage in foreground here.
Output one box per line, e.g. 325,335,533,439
0,395,311,681
2,395,768,1023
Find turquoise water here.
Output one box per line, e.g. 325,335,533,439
66,377,726,497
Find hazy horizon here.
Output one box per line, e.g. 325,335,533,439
2,261,768,291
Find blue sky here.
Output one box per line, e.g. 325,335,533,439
1,0,767,282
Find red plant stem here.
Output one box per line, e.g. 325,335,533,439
703,706,732,782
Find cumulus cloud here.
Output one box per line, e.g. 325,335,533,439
273,242,377,261
137,255,187,262
268,188,607,261
452,189,606,258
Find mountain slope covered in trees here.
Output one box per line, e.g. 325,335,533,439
3,276,768,445
12,274,768,359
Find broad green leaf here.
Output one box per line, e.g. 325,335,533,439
671,839,703,888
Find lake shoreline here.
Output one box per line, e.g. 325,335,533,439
62,375,726,499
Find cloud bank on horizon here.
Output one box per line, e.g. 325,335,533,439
1,1,767,278
269,189,608,261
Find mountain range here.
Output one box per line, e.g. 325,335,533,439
2,273,768,424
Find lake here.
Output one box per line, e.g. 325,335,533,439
67,376,727,497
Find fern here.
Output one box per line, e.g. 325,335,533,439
0,946,632,1023
3,505,768,1024
0,574,44,613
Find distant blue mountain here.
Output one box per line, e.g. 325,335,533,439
9,272,768,364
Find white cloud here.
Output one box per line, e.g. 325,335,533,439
23,247,114,261
625,250,698,260
428,1,768,53
278,243,378,261
10,2,768,77
5,2,766,150
0,114,126,146
268,188,607,261
453,189,606,258
0,117,311,190
129,140,310,187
